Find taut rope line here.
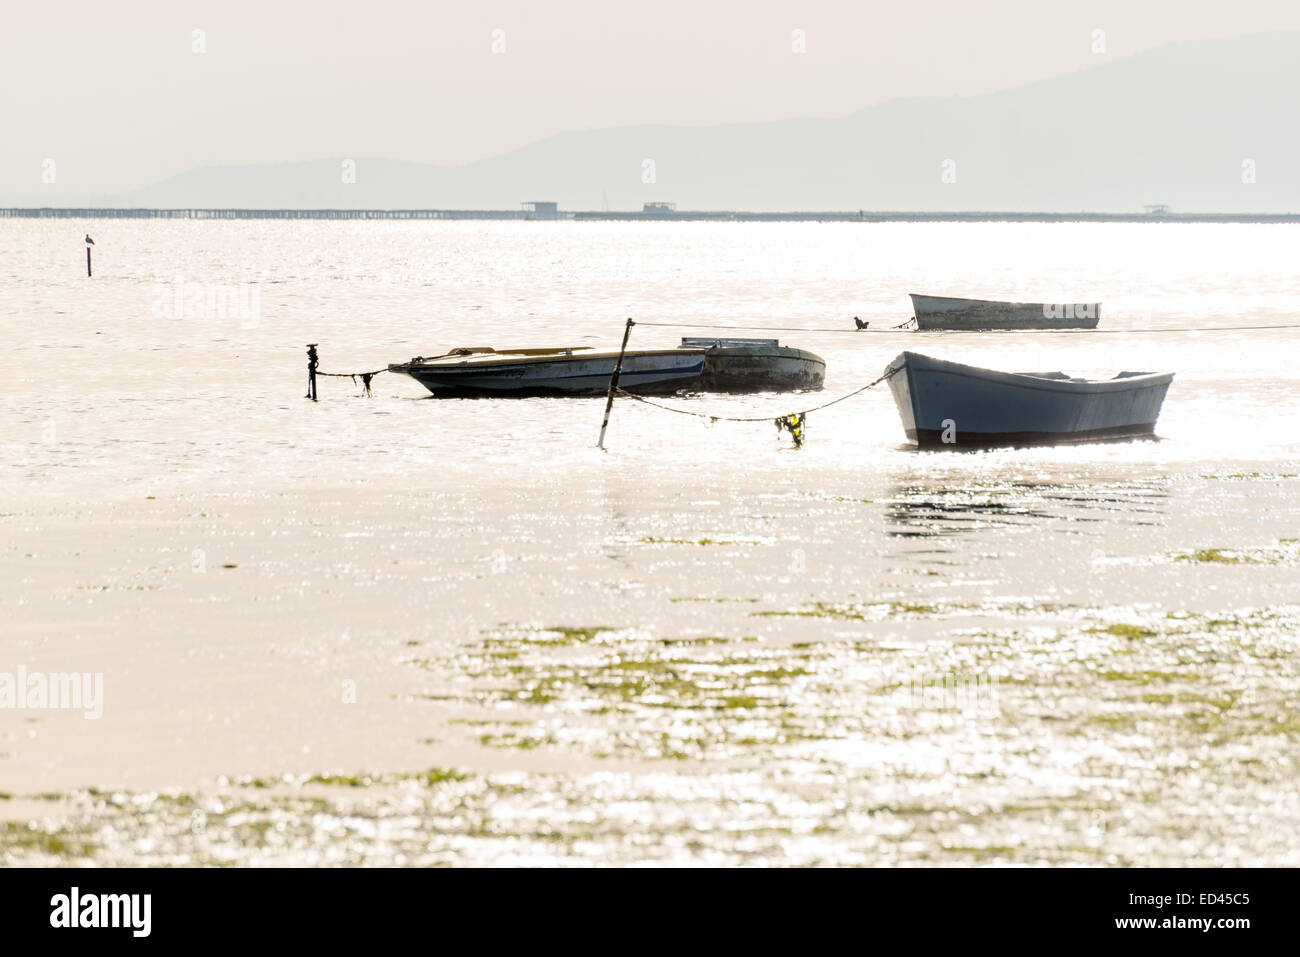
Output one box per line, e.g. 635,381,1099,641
633,319,1300,334
633,321,911,333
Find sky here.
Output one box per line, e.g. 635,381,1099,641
3,1,1300,197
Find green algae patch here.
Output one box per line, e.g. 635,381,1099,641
487,625,625,648
415,623,842,760
1174,548,1258,565
1202,472,1299,481
1170,540,1300,566
304,774,384,788
242,768,468,790
543,626,615,643
1089,624,1157,640
0,821,97,859
640,537,761,547
754,599,972,621
669,597,760,604
479,732,551,750
1166,610,1280,633
893,603,942,615
1097,669,1189,683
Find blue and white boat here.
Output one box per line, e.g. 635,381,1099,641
885,351,1173,448
389,346,705,397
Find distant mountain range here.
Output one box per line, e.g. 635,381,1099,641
71,30,1300,212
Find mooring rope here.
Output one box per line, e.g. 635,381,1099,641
311,350,470,396
313,368,387,395
629,319,1300,334
1083,322,1300,334
633,320,911,334
615,366,900,424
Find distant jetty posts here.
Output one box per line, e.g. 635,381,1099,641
3,202,1298,223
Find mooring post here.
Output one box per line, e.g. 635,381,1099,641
86,246,92,277
596,318,635,449
306,343,319,401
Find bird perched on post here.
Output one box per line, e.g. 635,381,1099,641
85,234,95,245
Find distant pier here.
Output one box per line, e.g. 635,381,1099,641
0,208,537,220
1,207,1297,223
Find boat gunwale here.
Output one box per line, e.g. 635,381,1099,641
391,348,707,371
886,351,1173,395
908,292,1101,310
699,347,826,364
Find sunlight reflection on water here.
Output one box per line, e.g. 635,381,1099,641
3,221,1299,865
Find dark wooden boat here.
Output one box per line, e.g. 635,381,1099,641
682,338,825,392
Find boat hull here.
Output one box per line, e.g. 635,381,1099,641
390,350,705,397
886,351,1173,449
911,294,1100,331
681,338,826,392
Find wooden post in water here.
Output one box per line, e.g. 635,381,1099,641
596,318,635,449
85,246,92,277
306,343,319,401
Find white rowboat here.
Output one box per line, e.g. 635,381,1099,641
910,294,1101,331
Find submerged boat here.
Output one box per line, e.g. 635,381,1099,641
683,337,825,392
885,351,1173,448
389,347,705,397
910,294,1101,331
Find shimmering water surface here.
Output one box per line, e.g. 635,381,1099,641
2,221,1299,865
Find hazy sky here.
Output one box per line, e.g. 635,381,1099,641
4,1,1299,195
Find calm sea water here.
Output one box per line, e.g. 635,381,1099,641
2,220,1299,865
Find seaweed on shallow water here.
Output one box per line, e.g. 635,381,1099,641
8,604,1300,866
